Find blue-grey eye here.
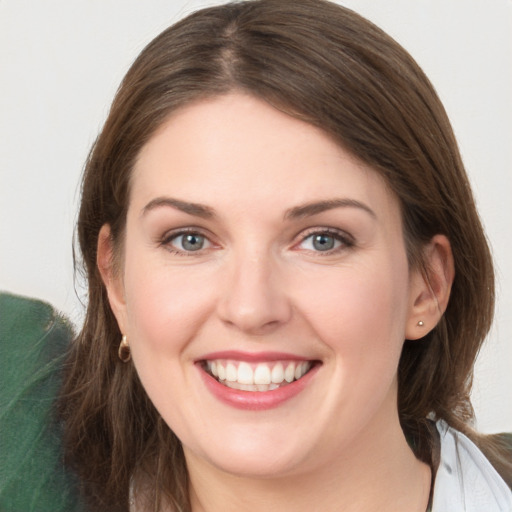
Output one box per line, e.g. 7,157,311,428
312,234,336,251
172,233,208,252
183,234,204,251
299,232,344,252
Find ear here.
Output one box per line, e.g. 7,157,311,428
405,234,455,340
97,224,128,334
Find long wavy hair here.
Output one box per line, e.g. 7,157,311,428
59,0,507,510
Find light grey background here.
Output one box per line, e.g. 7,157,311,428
1,0,511,433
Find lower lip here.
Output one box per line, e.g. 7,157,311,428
198,363,320,411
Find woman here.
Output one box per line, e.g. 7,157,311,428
58,0,512,510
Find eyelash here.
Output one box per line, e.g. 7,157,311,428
159,227,355,256
160,228,213,256
294,227,355,255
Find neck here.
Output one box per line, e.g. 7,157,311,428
185,413,431,512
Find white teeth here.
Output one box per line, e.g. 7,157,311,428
284,363,295,383
237,362,253,384
224,381,287,392
295,362,309,380
205,359,313,390
254,364,271,385
271,363,284,383
226,362,237,382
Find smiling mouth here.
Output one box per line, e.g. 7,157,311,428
201,359,315,392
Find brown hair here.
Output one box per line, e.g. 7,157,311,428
59,0,507,509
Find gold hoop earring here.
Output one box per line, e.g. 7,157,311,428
118,334,131,363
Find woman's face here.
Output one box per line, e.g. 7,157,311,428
106,93,426,478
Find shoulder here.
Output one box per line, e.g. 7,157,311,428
432,420,512,512
0,292,86,511
0,292,73,370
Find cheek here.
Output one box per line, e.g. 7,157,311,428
120,252,213,429
302,260,411,433
122,249,214,358
296,257,410,364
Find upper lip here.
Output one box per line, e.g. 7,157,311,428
196,350,316,363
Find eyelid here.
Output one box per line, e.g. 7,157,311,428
159,227,218,255
293,226,355,253
157,225,354,256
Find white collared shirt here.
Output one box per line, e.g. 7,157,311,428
432,420,512,511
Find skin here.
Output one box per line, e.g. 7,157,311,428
99,93,454,511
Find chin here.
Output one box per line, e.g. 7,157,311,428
208,452,305,479
184,429,313,479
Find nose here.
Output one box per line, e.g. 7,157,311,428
216,249,292,336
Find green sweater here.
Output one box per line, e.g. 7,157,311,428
0,292,84,511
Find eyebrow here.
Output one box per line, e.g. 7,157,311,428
284,198,376,220
141,196,376,221
141,197,215,219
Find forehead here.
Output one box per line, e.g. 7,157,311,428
130,93,399,221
